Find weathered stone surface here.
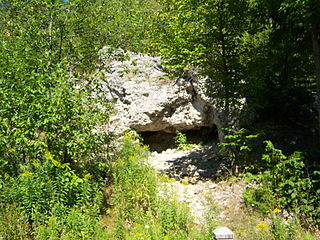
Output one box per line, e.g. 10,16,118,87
98,47,225,139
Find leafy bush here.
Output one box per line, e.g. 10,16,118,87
243,141,319,225
0,62,111,174
0,152,103,238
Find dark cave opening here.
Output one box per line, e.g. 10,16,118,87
139,126,218,152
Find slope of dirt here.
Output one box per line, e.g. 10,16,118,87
148,144,247,225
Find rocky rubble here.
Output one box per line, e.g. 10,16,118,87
149,145,221,181
148,144,247,225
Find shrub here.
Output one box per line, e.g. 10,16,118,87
0,153,103,238
0,50,111,178
243,141,319,225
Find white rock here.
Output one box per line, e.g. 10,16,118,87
209,184,218,189
213,227,234,239
98,48,228,140
194,172,200,177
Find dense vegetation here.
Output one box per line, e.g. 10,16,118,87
0,0,319,239
152,0,320,232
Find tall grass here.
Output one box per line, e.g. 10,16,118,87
106,131,215,239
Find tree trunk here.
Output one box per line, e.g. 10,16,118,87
311,22,320,140
217,0,230,133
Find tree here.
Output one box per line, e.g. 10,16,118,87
98,0,159,53
309,3,320,138
0,0,111,174
249,0,320,137
1,0,110,72
153,0,251,131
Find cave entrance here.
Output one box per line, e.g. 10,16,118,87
139,126,218,152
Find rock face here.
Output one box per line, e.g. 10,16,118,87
99,48,225,139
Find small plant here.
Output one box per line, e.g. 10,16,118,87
174,130,198,151
131,59,138,66
160,175,176,183
175,130,187,148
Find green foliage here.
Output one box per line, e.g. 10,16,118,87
174,130,199,151
0,0,112,178
35,208,105,240
122,199,192,240
98,0,159,52
151,0,320,132
219,128,260,175
1,2,113,173
243,181,277,214
0,204,32,240
108,131,215,239
243,141,319,225
0,0,319,237
251,211,311,240
0,59,111,177
152,0,254,123
158,199,188,235
0,0,109,72
0,2,113,238
112,131,157,222
269,212,293,240
242,0,318,120
0,154,103,238
175,130,188,147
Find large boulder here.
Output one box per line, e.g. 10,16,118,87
98,48,225,140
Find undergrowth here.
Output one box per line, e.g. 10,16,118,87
110,131,319,239
107,131,216,239
218,128,319,239
219,202,318,240
0,152,105,239
1,124,318,239
243,141,319,227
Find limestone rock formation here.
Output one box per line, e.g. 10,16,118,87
98,47,225,139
